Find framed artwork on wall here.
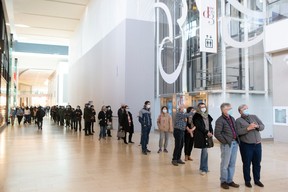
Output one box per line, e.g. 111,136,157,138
273,106,288,126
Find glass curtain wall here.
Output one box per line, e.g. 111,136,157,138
0,1,11,126
157,0,267,96
157,0,183,95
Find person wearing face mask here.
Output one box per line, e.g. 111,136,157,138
83,103,93,136
90,105,96,133
214,103,239,189
192,103,214,173
106,106,113,137
74,105,82,132
171,104,194,166
235,104,265,188
122,105,134,144
117,104,126,140
98,105,107,140
138,101,152,155
157,106,173,153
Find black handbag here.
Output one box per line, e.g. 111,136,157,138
205,136,214,148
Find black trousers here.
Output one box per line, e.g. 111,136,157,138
184,131,194,156
172,129,184,161
17,116,23,125
123,131,133,143
85,121,91,135
75,119,82,130
37,119,43,129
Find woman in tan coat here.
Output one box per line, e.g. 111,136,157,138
157,106,173,153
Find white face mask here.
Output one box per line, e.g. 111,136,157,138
183,108,187,113
201,108,206,113
146,104,151,109
162,109,167,113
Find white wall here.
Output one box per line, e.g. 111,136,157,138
68,21,126,111
208,93,273,139
69,0,155,64
126,0,155,22
67,0,156,131
265,18,288,53
272,51,288,142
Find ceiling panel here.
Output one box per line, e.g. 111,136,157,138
14,0,87,19
14,14,79,30
5,0,90,87
19,69,55,86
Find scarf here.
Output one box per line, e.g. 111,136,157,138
197,110,209,130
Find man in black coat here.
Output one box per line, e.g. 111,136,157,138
83,103,93,136
36,106,46,130
75,105,83,132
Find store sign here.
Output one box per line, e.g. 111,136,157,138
154,0,188,84
199,0,218,53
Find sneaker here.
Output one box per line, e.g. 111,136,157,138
163,149,168,153
200,171,207,176
177,160,185,164
157,149,162,153
245,182,252,188
146,149,151,153
171,160,178,166
228,181,239,188
221,182,229,189
255,181,264,187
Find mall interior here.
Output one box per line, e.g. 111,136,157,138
0,0,288,191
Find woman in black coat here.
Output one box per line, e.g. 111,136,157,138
98,105,107,140
121,105,134,144
193,102,213,175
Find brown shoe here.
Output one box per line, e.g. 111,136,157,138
188,156,193,161
221,182,229,189
185,155,188,161
228,181,239,188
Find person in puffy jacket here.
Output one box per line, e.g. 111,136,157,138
138,101,152,155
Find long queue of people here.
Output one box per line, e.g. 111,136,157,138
50,104,113,138
9,106,47,130
11,101,265,190
151,102,265,190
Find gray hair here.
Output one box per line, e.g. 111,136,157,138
238,104,247,112
220,103,231,111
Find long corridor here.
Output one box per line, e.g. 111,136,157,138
0,118,288,192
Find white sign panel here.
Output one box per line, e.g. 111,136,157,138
199,0,217,53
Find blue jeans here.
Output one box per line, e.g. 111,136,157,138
200,148,208,172
239,142,262,183
220,141,238,183
172,129,184,161
99,126,107,138
141,126,151,152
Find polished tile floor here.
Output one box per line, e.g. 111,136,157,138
0,118,288,192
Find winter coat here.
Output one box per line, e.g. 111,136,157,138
122,111,134,133
98,111,107,127
157,113,173,132
192,113,213,149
